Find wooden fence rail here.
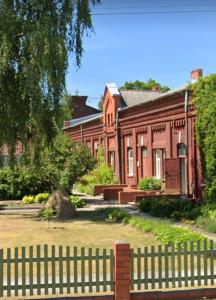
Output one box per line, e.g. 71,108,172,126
131,239,216,291
0,240,216,298
0,245,114,298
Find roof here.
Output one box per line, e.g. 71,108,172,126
63,84,189,130
120,84,188,111
64,112,103,129
119,89,162,107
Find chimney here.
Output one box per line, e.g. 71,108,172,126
151,85,160,92
191,69,203,83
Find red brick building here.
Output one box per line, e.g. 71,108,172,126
64,70,204,199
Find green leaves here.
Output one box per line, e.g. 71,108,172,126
0,0,99,163
120,79,170,92
192,74,216,200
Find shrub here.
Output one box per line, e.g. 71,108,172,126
0,134,96,200
138,177,162,191
137,196,201,221
70,195,86,208
76,182,94,196
137,197,152,213
22,195,35,204
76,147,118,195
0,166,57,200
34,193,50,203
107,208,130,222
39,208,56,221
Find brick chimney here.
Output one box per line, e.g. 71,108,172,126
151,85,160,92
191,69,203,83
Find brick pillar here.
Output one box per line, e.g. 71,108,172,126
113,241,131,300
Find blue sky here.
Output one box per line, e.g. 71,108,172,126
66,0,216,108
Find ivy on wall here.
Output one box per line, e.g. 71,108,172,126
192,73,216,200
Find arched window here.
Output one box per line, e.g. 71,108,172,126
178,143,186,157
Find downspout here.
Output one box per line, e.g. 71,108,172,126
184,90,189,196
80,124,83,142
115,110,121,183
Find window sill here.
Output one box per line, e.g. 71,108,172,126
127,175,134,178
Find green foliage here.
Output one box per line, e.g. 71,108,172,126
34,193,50,204
76,146,117,195
22,195,35,204
196,203,216,233
0,0,100,162
97,95,104,111
107,208,130,223
137,196,201,221
39,208,55,221
138,177,162,191
120,79,170,93
192,73,216,201
70,195,86,208
128,217,204,246
98,207,204,246
0,134,96,199
0,166,57,200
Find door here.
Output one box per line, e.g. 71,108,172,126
165,158,181,194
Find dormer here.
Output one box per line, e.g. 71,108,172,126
103,83,121,131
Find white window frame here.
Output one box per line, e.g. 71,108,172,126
155,149,161,179
128,148,134,176
109,151,115,169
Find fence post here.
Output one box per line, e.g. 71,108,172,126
113,241,131,300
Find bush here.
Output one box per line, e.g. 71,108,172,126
138,177,162,191
137,196,201,221
107,208,130,223
39,207,56,221
0,166,57,200
76,147,118,195
70,195,86,208
22,195,35,204
0,134,96,199
34,193,50,203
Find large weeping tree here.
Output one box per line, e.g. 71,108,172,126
0,0,99,163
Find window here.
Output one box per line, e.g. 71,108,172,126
142,147,148,157
127,148,134,176
155,149,161,179
178,144,186,157
154,149,166,179
109,151,115,169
